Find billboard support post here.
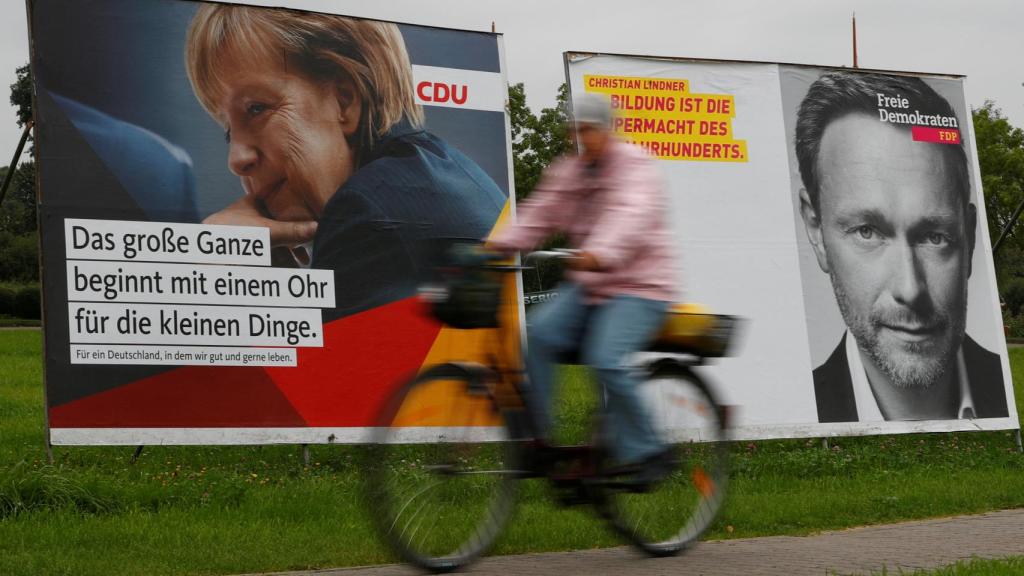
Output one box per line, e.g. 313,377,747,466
990,189,1024,256
851,13,858,69
1015,430,1023,453
0,120,32,206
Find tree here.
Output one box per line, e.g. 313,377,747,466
0,230,39,282
1,63,36,236
0,161,37,235
0,63,38,283
972,101,1024,288
10,64,32,129
506,83,572,293
507,82,569,200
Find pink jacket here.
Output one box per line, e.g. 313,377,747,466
492,139,678,303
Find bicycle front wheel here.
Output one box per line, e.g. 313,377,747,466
601,362,728,556
365,363,522,573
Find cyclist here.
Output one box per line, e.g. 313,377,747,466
488,92,679,482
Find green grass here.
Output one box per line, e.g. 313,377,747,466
867,556,1024,575
1,330,1024,575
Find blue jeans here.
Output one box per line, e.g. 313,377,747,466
525,283,669,464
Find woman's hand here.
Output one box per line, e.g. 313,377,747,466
203,195,318,248
566,250,601,272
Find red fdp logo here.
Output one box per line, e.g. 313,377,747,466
417,81,468,105
911,126,961,145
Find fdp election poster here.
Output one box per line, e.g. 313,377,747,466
29,0,520,445
567,53,1017,439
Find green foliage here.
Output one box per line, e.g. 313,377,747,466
0,284,16,316
508,82,569,201
0,318,40,327
2,331,1024,575
507,83,572,294
1,64,39,284
1005,278,1024,316
0,462,121,518
973,102,1024,286
0,232,39,282
1003,311,1024,338
0,283,40,319
13,284,40,320
871,556,1024,575
10,63,32,129
0,161,38,235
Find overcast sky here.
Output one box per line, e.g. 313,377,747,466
2,0,1022,166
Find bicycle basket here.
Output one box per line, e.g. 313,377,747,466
423,269,502,329
650,304,740,357
419,241,503,330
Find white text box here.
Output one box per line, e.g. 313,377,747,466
65,218,271,265
67,260,335,307
68,302,323,347
70,345,297,367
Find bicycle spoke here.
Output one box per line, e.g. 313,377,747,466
602,367,728,556
366,364,520,571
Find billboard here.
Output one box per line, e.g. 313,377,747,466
30,0,520,445
567,53,1018,439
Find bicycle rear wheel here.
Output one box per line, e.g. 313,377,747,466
600,362,728,556
365,363,522,573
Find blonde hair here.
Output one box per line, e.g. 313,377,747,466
185,5,424,154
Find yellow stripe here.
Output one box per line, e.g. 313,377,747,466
393,199,523,426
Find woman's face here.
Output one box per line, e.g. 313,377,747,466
213,56,359,221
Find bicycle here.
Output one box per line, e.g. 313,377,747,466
364,245,739,573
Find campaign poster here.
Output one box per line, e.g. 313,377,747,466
29,0,520,445
567,53,1017,439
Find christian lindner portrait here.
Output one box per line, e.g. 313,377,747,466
792,71,1008,423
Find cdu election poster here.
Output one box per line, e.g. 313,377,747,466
29,0,521,445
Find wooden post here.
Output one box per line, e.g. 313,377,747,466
992,189,1024,256
0,120,33,206
302,443,311,466
852,13,859,68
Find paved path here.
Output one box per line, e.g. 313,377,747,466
252,509,1024,576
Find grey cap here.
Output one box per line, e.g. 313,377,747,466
570,92,613,129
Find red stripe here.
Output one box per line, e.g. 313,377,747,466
49,365,305,428
49,297,441,428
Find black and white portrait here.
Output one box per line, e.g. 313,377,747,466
782,69,1009,423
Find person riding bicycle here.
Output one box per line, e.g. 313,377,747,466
488,92,679,481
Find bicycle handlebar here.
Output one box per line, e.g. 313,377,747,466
522,249,581,264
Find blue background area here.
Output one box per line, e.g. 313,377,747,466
31,0,509,219
398,23,500,73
